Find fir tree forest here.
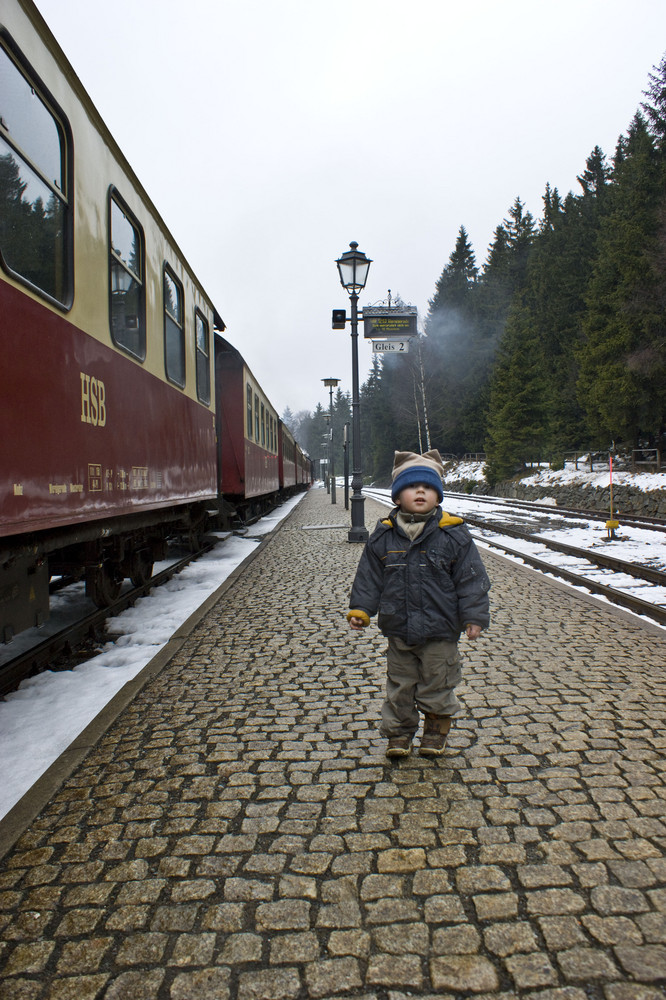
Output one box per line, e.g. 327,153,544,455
284,58,666,488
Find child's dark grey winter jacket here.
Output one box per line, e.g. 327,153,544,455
348,508,491,645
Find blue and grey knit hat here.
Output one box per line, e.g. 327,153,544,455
391,449,445,503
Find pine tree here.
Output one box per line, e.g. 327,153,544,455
477,199,536,355
481,199,538,477
424,227,481,453
297,403,329,467
361,355,397,481
484,301,550,482
531,172,608,453
578,114,666,444
642,54,666,150
428,226,478,313
577,145,611,196
281,406,295,432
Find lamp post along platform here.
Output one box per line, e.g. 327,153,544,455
322,378,340,504
335,242,372,543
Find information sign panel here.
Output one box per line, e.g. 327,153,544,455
363,305,417,339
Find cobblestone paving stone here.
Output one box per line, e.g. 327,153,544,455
1,487,666,1000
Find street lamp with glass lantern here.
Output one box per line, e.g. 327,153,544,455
322,378,340,504
335,242,372,542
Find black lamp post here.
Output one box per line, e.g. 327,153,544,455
322,378,340,504
320,441,329,489
336,242,372,542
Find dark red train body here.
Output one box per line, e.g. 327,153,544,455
2,282,217,539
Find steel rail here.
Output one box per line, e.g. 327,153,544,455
475,534,666,626
463,516,666,587
441,490,666,532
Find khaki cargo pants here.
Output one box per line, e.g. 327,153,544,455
380,636,463,737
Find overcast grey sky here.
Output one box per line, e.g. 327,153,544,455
33,0,666,416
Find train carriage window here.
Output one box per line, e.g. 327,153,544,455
0,41,72,306
195,309,210,404
163,266,185,387
109,192,145,358
254,394,260,441
261,403,265,446
246,384,253,438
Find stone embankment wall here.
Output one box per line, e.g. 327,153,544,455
444,479,666,519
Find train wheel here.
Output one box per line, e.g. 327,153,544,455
87,560,123,608
188,528,204,552
129,549,154,588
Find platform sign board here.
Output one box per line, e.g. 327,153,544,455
372,340,409,353
363,305,417,339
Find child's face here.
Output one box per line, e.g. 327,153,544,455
398,483,439,514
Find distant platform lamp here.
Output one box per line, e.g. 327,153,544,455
322,378,340,504
335,242,372,543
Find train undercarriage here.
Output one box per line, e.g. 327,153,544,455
0,500,219,643
0,486,307,644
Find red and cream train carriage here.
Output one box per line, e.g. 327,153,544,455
295,442,313,487
279,419,313,492
215,336,282,518
0,1,224,637
0,1,310,643
214,332,312,518
279,423,298,491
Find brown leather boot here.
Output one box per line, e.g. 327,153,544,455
385,735,412,758
419,713,452,756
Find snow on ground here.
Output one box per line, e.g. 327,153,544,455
441,457,665,494
441,460,487,485
518,465,665,492
490,455,666,493
0,492,307,820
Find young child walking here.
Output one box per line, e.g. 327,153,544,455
348,450,491,758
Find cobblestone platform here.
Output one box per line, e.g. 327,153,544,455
1,486,666,1000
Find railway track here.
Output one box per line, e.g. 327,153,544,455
363,488,666,628
0,538,219,698
442,489,666,533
